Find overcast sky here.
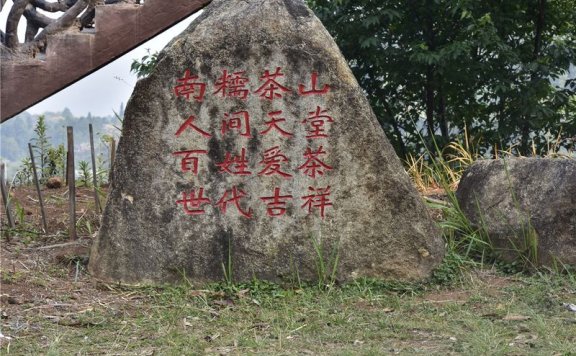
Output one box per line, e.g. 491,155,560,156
0,2,200,118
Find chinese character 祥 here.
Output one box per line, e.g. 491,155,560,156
175,115,212,138
221,111,251,138
213,70,250,100
302,106,334,139
297,146,333,178
173,69,206,102
176,188,211,215
173,150,208,175
301,186,333,219
216,148,251,176
260,187,293,217
258,146,292,178
260,110,293,137
216,186,253,218
255,67,291,100
299,72,330,96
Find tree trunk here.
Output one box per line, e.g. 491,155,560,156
423,0,436,140
5,0,31,48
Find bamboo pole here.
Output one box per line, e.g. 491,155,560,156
89,124,101,213
0,163,15,232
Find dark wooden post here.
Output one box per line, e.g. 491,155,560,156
67,127,77,240
28,143,48,232
0,163,15,232
89,124,101,213
108,138,116,184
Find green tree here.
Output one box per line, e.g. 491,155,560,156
308,0,576,158
31,115,51,182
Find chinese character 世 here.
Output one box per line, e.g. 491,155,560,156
255,67,291,100
216,148,252,176
260,187,293,217
216,186,253,218
299,72,331,96
221,111,252,138
301,186,333,219
173,69,206,102
175,115,212,138
173,150,208,175
176,188,211,215
297,146,333,178
260,110,293,137
258,146,292,178
213,70,250,100
302,106,334,139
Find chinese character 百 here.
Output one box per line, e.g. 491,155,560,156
260,187,293,217
173,150,208,175
255,67,291,100
216,186,253,218
302,106,334,139
260,110,293,137
297,146,333,178
176,188,211,215
298,72,330,96
216,148,252,176
221,111,252,138
173,69,206,102
301,186,333,219
258,146,292,178
175,115,212,138
213,70,250,100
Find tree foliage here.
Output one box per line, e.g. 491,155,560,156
307,0,576,158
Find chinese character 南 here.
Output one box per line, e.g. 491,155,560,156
301,186,333,218
174,69,206,102
176,188,211,215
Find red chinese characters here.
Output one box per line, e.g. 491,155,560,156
213,70,250,100
260,110,293,137
217,186,253,218
298,146,332,178
174,69,206,102
217,148,252,176
302,106,334,139
260,187,293,217
176,189,211,215
258,146,292,178
299,72,331,96
175,115,212,138
221,111,251,138
301,186,333,219
255,67,291,100
173,150,208,175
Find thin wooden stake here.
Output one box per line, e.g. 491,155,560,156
89,124,101,213
0,163,15,232
67,127,77,240
28,143,48,233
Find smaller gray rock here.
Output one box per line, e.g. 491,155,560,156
456,158,576,267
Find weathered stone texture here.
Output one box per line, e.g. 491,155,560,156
457,158,576,266
89,0,444,285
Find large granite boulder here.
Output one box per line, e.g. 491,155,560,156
88,0,444,285
456,158,576,266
